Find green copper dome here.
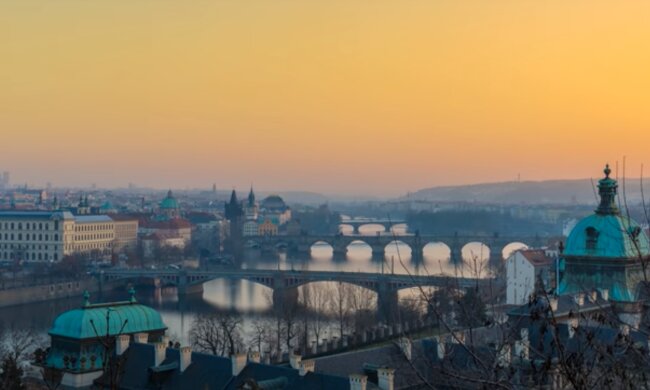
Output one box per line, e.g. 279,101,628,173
160,190,179,210
564,214,650,259
49,294,167,340
564,164,649,259
559,165,650,302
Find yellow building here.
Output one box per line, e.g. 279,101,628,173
258,219,278,236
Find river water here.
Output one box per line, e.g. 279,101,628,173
0,226,524,346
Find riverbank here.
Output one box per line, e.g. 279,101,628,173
0,277,123,308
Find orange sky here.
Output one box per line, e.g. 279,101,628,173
1,1,650,196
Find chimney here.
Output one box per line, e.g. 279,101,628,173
377,367,395,390
180,346,192,372
514,340,529,360
548,297,558,312
398,337,412,361
620,324,630,337
248,351,261,363
116,335,130,355
601,289,609,301
349,374,367,390
154,342,167,366
299,360,315,376
520,328,529,343
574,293,585,306
289,353,302,370
231,353,247,376
451,331,465,344
161,335,170,346
497,344,511,366
134,333,148,344
590,290,598,303
436,340,445,360
568,318,579,339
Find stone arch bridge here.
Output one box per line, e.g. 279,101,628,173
246,233,550,262
97,268,498,321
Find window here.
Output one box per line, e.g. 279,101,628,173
586,227,599,251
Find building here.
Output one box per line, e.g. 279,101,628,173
37,292,356,390
139,219,192,259
0,210,136,262
0,210,73,262
72,215,115,258
506,249,555,305
260,195,292,226
159,190,180,220
35,290,168,388
110,214,139,251
258,218,279,236
558,164,650,316
187,211,224,257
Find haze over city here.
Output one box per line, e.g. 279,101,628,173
2,1,650,195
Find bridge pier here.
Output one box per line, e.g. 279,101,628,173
333,244,347,259
449,243,463,264
377,281,398,323
371,244,385,260
411,244,424,262
272,287,299,313
177,272,204,297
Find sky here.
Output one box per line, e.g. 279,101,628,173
1,1,650,196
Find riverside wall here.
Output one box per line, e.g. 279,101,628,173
0,277,122,308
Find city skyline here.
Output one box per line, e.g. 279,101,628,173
2,1,650,195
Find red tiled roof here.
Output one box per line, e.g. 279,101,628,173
519,249,554,266
141,218,192,230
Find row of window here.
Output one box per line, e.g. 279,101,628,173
0,221,59,231
75,234,114,241
2,244,54,250
1,251,59,261
1,233,59,241
74,224,113,232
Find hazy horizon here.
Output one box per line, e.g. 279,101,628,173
2,1,650,196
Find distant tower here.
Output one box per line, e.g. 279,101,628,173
225,190,244,260
212,183,217,194
245,186,258,220
77,194,91,215
52,196,59,211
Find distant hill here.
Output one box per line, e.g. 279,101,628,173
404,178,650,205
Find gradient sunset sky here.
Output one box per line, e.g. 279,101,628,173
1,1,649,196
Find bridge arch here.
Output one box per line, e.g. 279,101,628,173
338,224,354,235
461,242,491,263
357,224,387,235
346,239,371,250
384,240,412,260
310,241,334,259
501,242,529,260
422,242,452,262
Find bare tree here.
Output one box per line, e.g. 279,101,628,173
190,312,243,356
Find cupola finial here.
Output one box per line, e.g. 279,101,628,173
129,287,137,303
604,163,611,178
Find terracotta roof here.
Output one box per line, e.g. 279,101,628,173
519,249,554,266
141,218,192,230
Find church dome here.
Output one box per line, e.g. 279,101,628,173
262,195,286,210
49,292,167,340
564,165,650,259
160,190,179,210
564,214,650,259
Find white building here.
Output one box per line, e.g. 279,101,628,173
0,211,127,263
0,211,74,262
506,249,556,305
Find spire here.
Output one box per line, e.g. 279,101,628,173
229,189,238,205
596,164,619,215
248,186,256,206
167,189,173,199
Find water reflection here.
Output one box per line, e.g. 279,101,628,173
0,229,496,347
